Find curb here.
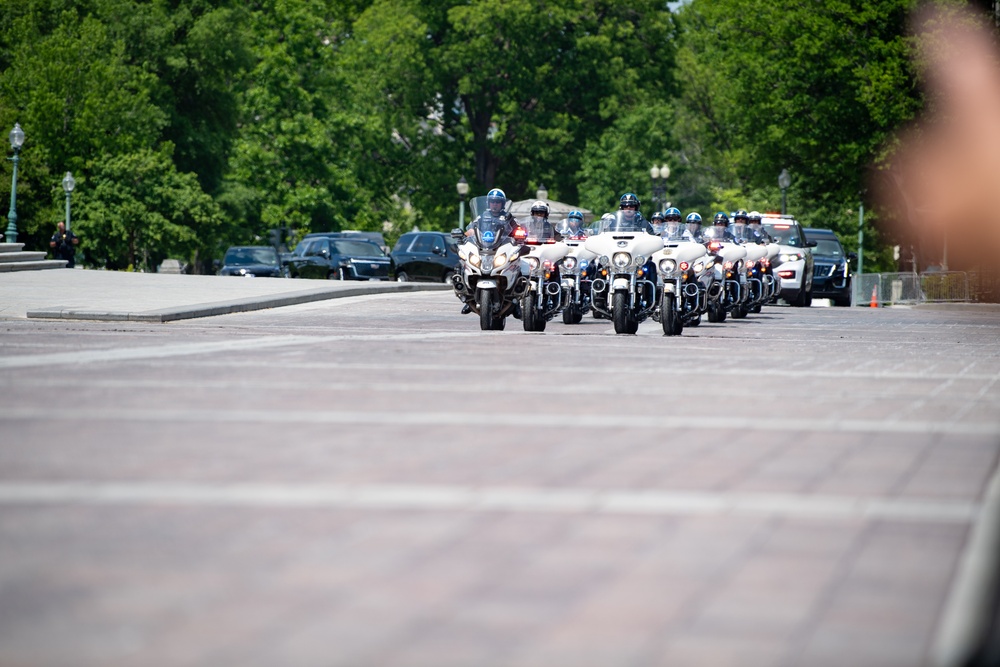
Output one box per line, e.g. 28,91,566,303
26,282,451,323
913,303,1000,314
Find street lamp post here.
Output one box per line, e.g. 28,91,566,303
6,123,25,243
650,164,669,211
778,168,791,216
536,183,548,201
456,176,469,229
62,171,76,232
63,171,76,268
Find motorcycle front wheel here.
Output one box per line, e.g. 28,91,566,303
612,291,638,334
479,288,496,330
522,292,546,332
662,294,682,336
562,306,582,325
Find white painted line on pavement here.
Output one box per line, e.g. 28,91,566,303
0,332,482,369
2,406,998,436
0,481,980,523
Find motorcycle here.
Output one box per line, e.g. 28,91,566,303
519,218,571,332
554,221,597,325
704,229,748,323
652,239,716,336
451,195,530,331
585,211,663,334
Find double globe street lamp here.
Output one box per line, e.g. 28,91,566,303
6,123,25,244
650,163,670,211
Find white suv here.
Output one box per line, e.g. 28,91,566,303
762,215,816,307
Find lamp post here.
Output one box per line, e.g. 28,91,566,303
650,163,669,211
456,176,469,229
6,123,25,243
62,171,76,232
778,168,791,216
536,183,548,201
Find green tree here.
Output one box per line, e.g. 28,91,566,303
671,0,923,268
77,147,222,271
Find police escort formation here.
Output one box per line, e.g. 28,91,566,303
451,188,804,334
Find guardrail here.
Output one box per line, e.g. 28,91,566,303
852,270,1000,306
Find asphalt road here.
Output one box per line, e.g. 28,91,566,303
1,292,999,667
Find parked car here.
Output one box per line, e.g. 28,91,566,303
286,236,393,280
391,231,461,282
762,215,816,307
219,246,288,278
804,227,854,306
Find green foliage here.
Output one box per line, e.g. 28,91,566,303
0,0,966,272
76,147,222,271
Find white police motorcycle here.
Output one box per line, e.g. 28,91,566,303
585,211,663,334
451,196,529,331
518,218,571,332
652,237,716,335
554,220,597,325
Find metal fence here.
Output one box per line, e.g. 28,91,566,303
852,271,1000,306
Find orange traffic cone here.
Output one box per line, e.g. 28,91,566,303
869,284,878,308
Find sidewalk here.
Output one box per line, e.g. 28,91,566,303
0,268,450,322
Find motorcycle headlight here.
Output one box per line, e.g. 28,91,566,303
635,255,646,267
494,252,508,268
579,259,589,270
526,257,540,271
458,249,467,261
659,259,676,274
693,260,705,273
562,256,577,270
612,252,631,269
469,253,481,267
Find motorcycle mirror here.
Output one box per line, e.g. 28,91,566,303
450,228,464,240
518,245,532,257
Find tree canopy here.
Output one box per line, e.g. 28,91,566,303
0,0,974,271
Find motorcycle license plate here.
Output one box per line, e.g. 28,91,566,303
477,279,498,289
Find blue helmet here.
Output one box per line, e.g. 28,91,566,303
664,207,681,221
650,211,665,222
619,192,641,209
567,210,584,223
686,212,702,224
733,209,749,222
713,211,729,226
486,188,506,206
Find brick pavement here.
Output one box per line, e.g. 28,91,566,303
0,292,997,666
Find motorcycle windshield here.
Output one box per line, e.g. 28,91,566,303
473,214,508,250
555,220,586,240
732,225,753,243
469,194,511,221
521,217,557,242
599,210,644,234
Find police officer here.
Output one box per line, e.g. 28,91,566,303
662,207,683,240
707,212,737,242
614,193,655,234
683,212,705,242
49,221,79,268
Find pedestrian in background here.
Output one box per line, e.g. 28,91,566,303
49,221,79,268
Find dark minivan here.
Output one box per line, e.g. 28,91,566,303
804,227,854,306
391,231,460,282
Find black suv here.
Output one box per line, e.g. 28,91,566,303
286,235,393,280
391,231,460,282
803,228,853,306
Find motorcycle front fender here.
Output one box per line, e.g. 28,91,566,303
612,277,630,291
